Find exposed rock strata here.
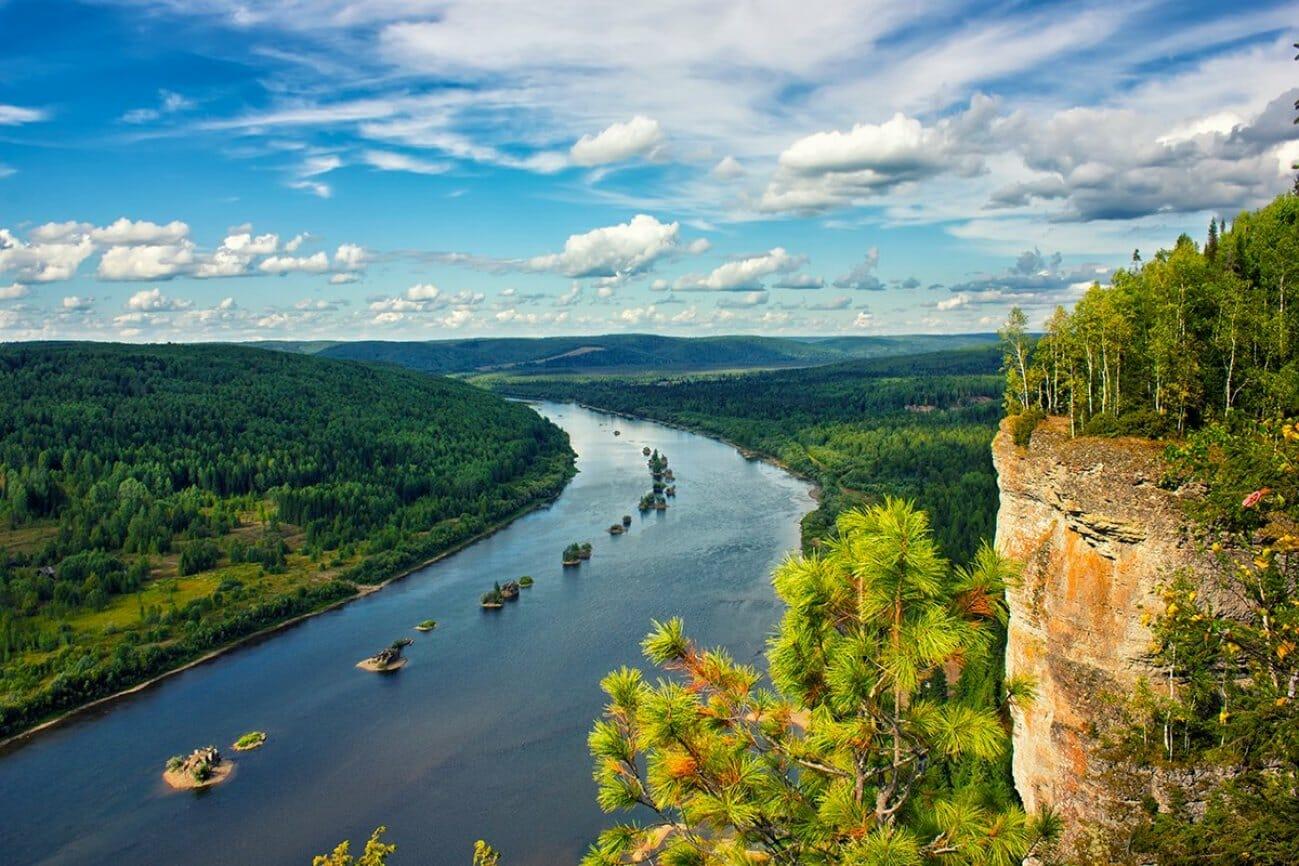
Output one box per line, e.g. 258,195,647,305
992,416,1217,837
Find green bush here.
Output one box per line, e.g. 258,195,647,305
1010,408,1045,447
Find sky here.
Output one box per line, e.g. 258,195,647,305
1,0,1297,341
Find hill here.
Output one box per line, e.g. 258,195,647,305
0,343,575,737
250,333,999,376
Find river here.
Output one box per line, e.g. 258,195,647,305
0,402,815,866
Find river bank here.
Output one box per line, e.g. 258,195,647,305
0,481,572,753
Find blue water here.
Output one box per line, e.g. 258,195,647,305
0,402,814,866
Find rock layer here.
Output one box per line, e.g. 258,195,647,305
992,417,1213,836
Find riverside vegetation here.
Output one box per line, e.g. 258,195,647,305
1001,191,1298,864
0,343,575,738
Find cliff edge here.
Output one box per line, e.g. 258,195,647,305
992,416,1213,836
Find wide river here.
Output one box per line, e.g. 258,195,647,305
0,401,814,866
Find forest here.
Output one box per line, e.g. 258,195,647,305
1000,191,1298,865
484,346,1004,562
1004,192,1299,436
0,343,575,737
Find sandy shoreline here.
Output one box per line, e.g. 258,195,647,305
0,484,570,752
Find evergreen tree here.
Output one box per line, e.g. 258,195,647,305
582,499,1050,866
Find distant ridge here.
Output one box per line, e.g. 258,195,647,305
249,333,998,375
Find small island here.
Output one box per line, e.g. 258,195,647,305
500,579,521,600
613,429,621,436
482,583,506,608
357,638,412,672
163,746,233,791
622,514,632,527
642,446,652,456
608,523,625,535
665,485,676,497
232,731,267,752
518,575,534,588
562,541,593,565
415,619,438,632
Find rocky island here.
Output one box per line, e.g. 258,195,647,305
163,746,233,791
356,638,412,672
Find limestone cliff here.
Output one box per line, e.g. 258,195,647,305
992,416,1215,836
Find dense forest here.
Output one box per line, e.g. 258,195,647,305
0,344,575,737
1001,192,1298,865
1004,192,1299,437
485,346,1003,562
256,332,998,376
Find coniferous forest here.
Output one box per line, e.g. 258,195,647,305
0,343,575,737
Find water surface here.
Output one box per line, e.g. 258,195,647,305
0,402,814,866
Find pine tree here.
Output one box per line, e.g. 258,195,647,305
582,499,1052,866
1206,218,1219,262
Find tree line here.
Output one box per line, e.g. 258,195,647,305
1002,192,1299,437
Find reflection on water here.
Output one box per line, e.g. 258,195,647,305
0,402,814,866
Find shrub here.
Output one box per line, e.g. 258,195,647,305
1011,407,1045,447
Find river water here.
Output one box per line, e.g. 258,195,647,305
0,402,814,866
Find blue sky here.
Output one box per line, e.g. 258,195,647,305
1,0,1296,340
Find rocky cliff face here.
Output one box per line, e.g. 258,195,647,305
992,417,1215,836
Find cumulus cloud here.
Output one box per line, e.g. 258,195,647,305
126,288,192,312
0,229,95,283
675,247,805,292
0,283,29,300
98,241,196,280
832,248,883,291
987,89,1299,221
195,231,280,278
570,116,664,166
334,243,368,271
527,214,680,279
761,96,998,213
62,296,93,310
90,218,190,246
773,273,825,290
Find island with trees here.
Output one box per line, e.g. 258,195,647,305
356,639,412,673
163,746,232,791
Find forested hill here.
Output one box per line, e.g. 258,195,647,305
253,332,998,376
0,343,575,737
485,346,1003,561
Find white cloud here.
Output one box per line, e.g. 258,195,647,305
126,288,192,312
196,231,280,278
0,283,29,300
528,214,680,279
334,243,368,271
675,247,803,292
90,218,190,245
0,105,46,125
363,150,450,175
570,116,664,166
405,283,440,301
98,241,196,280
259,252,331,274
0,229,95,283
62,296,93,310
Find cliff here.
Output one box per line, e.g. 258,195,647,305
992,417,1216,838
